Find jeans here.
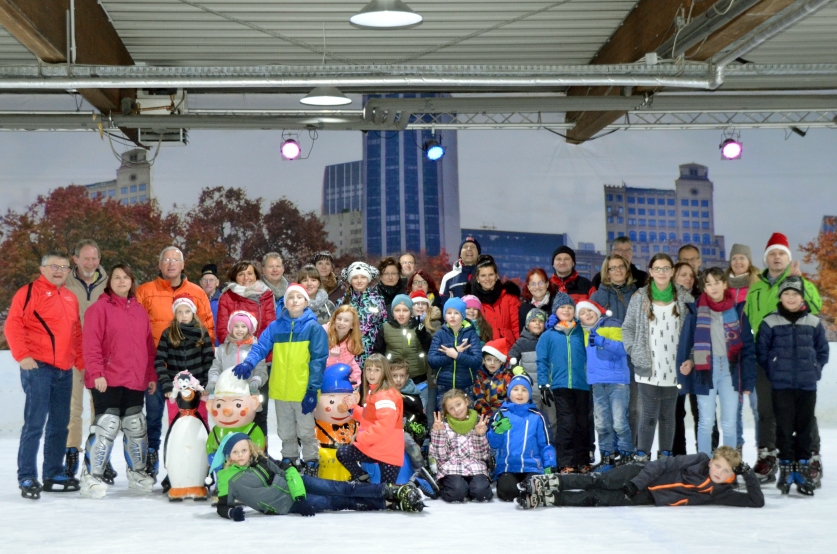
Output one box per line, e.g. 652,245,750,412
17,363,73,482
297,475,386,512
636,383,678,454
696,356,739,455
592,383,633,454
145,387,165,451
737,388,759,449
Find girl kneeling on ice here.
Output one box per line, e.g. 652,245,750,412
211,433,424,520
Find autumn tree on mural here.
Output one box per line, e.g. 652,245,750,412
801,216,837,338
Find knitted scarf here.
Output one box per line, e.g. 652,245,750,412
694,289,742,372
446,409,478,435
471,280,502,305
651,281,674,303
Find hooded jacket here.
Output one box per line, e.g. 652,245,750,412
207,336,269,393
337,287,388,366
82,291,156,391
508,329,541,385
487,400,556,475
584,316,630,386
216,282,277,345
756,306,829,391
536,321,589,391
427,321,483,390
136,274,216,345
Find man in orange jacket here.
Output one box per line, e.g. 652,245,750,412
135,246,215,476
5,252,85,499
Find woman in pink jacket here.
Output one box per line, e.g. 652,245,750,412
79,264,157,498
323,305,363,386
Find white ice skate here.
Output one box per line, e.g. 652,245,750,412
80,467,108,499
127,469,155,493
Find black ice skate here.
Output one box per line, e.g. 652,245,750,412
755,448,778,484
776,460,793,495
385,483,425,512
43,475,80,492
19,478,42,500
102,461,118,485
64,447,80,478
794,460,816,497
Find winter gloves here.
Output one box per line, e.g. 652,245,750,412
407,420,427,442
734,462,751,475
301,389,318,415
539,386,555,408
249,379,261,395
591,333,606,348
292,498,316,516
232,362,254,380
218,501,246,521
492,415,512,435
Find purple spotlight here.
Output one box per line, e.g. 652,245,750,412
720,138,742,160
281,139,301,160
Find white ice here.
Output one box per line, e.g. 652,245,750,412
2,351,837,553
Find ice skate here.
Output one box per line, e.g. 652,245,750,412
64,447,80,478
411,467,440,500
633,451,650,463
80,467,108,499
385,483,425,512
809,452,822,488
147,448,159,478
794,461,816,497
303,460,319,476
517,474,557,509
755,448,778,484
102,461,118,485
127,469,155,493
776,460,793,495
593,452,615,473
43,475,80,492
19,478,42,500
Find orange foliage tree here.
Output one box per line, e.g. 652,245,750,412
801,216,837,336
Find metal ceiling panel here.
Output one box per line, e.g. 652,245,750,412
743,4,837,64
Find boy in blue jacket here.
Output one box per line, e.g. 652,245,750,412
537,292,590,473
577,300,634,470
428,298,483,409
756,277,829,496
488,370,556,501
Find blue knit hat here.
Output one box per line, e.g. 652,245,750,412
551,292,574,314
207,432,250,478
444,297,467,320
391,294,413,313
508,367,533,403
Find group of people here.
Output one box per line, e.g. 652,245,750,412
4,229,827,515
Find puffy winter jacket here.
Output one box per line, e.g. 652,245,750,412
466,282,521,347
216,283,276,345
4,275,84,370
337,287,388,365
745,267,822,338
207,337,269,393
756,308,829,391
323,322,362,386
82,292,156,391
136,274,216,345
590,283,637,323
550,270,594,304
154,321,215,393
352,386,404,466
585,317,629,386
373,317,432,383
429,415,491,479
508,329,540,385
439,260,477,299
472,366,514,417
243,301,329,402
487,400,556,475
536,322,588,391
427,321,483,390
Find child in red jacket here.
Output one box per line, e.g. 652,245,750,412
337,354,405,484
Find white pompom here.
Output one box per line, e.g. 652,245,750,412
605,310,613,317
205,476,213,486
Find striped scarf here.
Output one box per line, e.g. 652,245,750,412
694,289,743,372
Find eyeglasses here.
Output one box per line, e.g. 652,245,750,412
651,266,673,274
607,266,627,273
382,271,400,278
162,258,183,264
679,256,700,264
528,281,546,288
45,264,71,272
412,279,427,286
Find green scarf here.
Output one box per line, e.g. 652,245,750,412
446,409,479,435
651,281,674,303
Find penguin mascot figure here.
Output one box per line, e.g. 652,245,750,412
164,370,209,501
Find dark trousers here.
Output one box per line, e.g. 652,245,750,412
629,373,639,446
439,474,493,503
772,389,817,462
293,475,385,513
17,363,73,482
91,387,145,416
553,388,592,468
757,365,820,452
636,384,678,454
253,378,270,440
336,444,401,484
551,464,653,507
496,472,534,502
144,387,165,451
673,394,718,455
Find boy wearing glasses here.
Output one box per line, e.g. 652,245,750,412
5,252,85,498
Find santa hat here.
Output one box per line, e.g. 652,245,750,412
461,294,482,311
227,310,258,335
764,232,791,263
172,295,197,314
482,339,509,364
284,283,310,304
409,290,430,305
575,300,612,319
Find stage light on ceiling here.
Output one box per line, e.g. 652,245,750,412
720,138,742,160
350,0,423,29
281,139,301,160
425,140,445,161
300,87,352,106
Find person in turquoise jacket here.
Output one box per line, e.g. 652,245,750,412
536,292,590,472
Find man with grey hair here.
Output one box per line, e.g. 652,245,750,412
136,245,215,480
591,236,648,289
261,252,289,306
5,252,85,498
62,239,109,482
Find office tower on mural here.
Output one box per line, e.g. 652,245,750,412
604,163,726,269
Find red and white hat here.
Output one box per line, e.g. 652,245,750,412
409,290,431,305
284,283,310,304
482,338,510,364
575,299,611,319
764,232,791,263
227,310,258,335
172,294,197,314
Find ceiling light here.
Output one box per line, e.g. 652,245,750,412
350,0,423,29
720,138,742,160
281,139,301,160
300,87,352,106
425,140,445,161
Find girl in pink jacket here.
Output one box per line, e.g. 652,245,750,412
323,305,363,386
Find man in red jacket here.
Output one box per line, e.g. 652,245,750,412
5,252,85,499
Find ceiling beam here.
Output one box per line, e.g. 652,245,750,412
565,0,798,144
0,0,137,139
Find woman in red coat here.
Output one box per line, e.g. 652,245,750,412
465,255,521,349
216,261,277,344
80,264,157,498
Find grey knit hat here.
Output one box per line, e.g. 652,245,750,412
729,244,752,261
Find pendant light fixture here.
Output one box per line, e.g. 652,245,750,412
350,0,423,29
300,86,352,106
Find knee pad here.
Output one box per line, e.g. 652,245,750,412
85,412,120,476
121,410,148,471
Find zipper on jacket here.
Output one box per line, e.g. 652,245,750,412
791,320,798,389
33,310,57,366
452,327,458,388
567,332,573,389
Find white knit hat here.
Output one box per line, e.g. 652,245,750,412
284,283,310,304
172,295,197,314
341,261,378,283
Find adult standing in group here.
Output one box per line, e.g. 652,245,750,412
591,237,648,289
399,252,417,280
200,263,222,336
518,268,556,334
745,232,823,484
313,251,346,304
407,269,443,308
375,257,406,311
550,246,594,304
337,261,388,365
62,239,108,482
261,252,289,308
678,244,703,277
6,252,85,498
440,235,482,298
298,264,335,324
79,264,157,498
136,246,215,477
726,244,761,452
465,254,521,348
